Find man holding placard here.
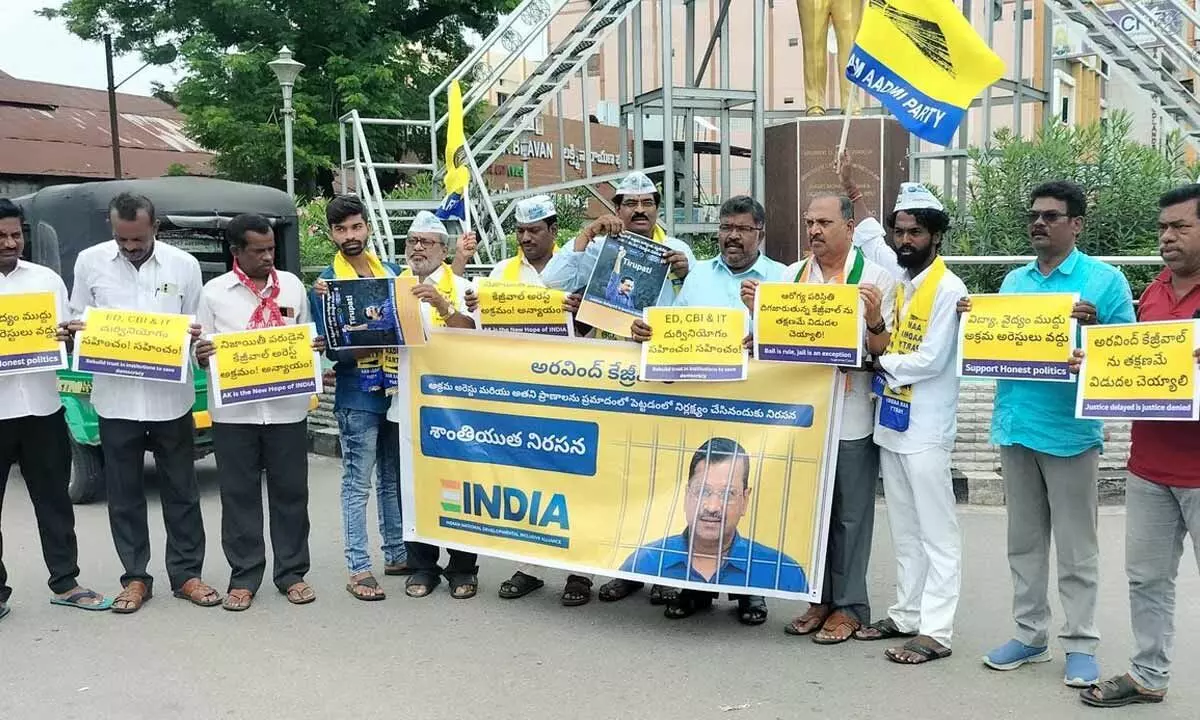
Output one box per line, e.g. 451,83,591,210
193,214,322,612
851,186,967,666
1076,185,1200,708
757,193,897,646
630,195,783,625
310,195,408,602
66,192,216,614
382,211,479,601
963,182,1134,687
542,171,695,334
0,199,111,621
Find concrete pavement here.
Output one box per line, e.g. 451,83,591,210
1,454,1197,720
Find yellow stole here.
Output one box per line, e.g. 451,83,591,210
400,266,457,327
501,244,558,283
880,256,947,407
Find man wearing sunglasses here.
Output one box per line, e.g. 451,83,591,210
962,181,1135,687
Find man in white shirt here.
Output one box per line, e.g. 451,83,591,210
384,212,480,600
763,194,898,645
0,199,110,621
193,214,322,612
66,192,217,614
852,184,968,666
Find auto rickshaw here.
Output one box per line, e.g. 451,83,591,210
14,177,301,503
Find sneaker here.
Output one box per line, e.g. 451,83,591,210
1064,652,1100,688
983,639,1052,671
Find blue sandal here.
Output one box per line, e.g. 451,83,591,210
50,589,113,611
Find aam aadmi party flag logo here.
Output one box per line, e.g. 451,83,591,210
846,0,1005,146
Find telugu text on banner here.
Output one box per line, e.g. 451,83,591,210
753,283,863,366
398,331,844,601
1076,319,1200,421
0,292,66,376
73,307,192,383
957,293,1076,382
208,324,322,409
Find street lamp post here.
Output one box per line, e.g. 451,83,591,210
268,46,304,199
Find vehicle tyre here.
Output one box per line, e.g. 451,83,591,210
68,439,106,505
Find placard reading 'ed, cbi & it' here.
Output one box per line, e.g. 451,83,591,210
752,283,863,366
208,324,323,409
0,292,67,376
958,293,1076,382
639,306,748,382
1076,319,1200,421
73,307,193,383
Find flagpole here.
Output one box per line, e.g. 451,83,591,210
836,92,855,172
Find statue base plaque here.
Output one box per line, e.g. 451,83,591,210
764,116,910,266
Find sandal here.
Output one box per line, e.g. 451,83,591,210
50,588,113,612
648,584,679,606
174,578,222,607
664,590,714,619
498,571,544,599
854,617,918,641
449,577,478,600
561,575,593,607
405,572,440,598
784,603,830,636
1080,674,1166,708
111,580,152,614
283,582,316,605
885,636,953,665
222,589,253,612
737,595,768,626
598,578,643,602
813,610,860,645
346,574,386,601
0,600,10,622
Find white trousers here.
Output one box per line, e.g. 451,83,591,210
880,447,962,647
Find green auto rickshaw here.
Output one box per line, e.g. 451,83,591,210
15,177,302,504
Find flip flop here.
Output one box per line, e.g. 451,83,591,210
50,589,113,612
0,601,10,622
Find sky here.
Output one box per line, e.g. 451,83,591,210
2,0,180,96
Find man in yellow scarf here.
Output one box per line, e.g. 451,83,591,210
851,184,968,667
310,195,407,603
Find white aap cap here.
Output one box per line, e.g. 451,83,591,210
409,210,449,237
514,195,557,224
894,182,945,213
616,171,657,196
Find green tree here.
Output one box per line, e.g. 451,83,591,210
949,113,1197,296
42,0,517,195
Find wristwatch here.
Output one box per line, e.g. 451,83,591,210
867,319,886,335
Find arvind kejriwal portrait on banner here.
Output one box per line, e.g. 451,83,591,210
619,437,808,593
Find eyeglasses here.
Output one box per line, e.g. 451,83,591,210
686,485,745,503
718,223,762,235
620,199,657,210
1026,210,1072,225
406,237,445,249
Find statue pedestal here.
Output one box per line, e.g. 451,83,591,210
764,116,910,266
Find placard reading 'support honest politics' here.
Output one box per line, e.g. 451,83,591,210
958,293,1077,382
398,331,845,602
639,306,748,382
575,232,670,338
0,292,67,375
1076,320,1200,421
475,279,573,337
207,324,323,409
753,283,863,366
73,307,193,383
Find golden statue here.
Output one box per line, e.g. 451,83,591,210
797,0,865,115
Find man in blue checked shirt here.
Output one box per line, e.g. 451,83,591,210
619,437,807,594
960,181,1135,688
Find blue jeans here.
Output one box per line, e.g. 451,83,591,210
335,408,405,574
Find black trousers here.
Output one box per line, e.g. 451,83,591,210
99,414,204,592
405,541,478,585
0,409,79,602
212,421,310,594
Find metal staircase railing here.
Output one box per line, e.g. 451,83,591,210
1048,0,1200,146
